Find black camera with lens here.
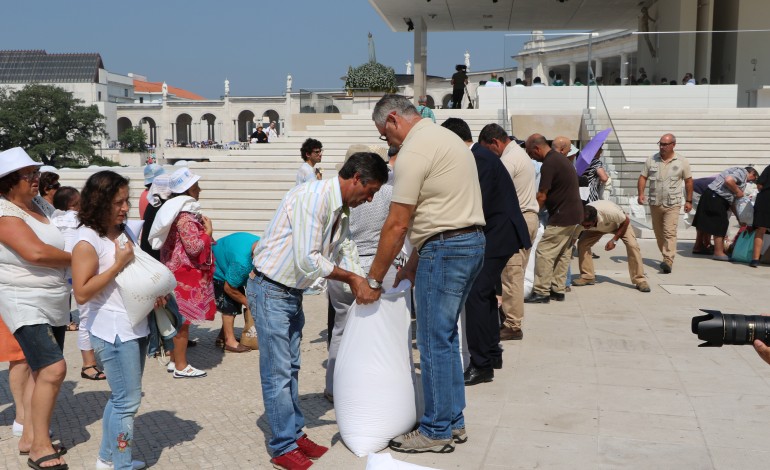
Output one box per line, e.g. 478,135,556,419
691,309,770,347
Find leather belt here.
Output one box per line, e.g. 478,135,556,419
252,269,302,294
424,225,482,245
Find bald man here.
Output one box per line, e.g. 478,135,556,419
552,136,572,156
524,134,583,304
637,133,693,273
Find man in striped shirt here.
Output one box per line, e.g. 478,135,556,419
247,152,389,470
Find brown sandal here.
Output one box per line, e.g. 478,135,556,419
81,365,106,380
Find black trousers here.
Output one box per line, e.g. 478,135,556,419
452,88,464,109
464,255,510,370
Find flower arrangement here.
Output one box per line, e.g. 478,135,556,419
345,62,397,93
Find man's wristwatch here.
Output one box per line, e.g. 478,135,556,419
366,277,383,290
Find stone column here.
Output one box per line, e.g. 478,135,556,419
620,53,628,85
413,17,428,105
569,62,577,85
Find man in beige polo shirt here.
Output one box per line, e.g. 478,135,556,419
357,94,486,454
478,123,538,341
574,200,651,292
637,133,693,273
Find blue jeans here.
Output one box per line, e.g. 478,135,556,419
91,334,148,470
415,231,484,439
247,274,306,457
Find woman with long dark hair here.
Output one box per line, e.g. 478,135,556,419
72,170,160,470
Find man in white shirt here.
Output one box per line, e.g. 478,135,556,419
295,138,323,186
267,121,279,142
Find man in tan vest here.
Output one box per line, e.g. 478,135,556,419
637,133,693,273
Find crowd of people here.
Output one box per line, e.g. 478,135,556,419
1,93,769,469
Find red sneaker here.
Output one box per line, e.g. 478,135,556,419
270,449,312,470
296,434,329,460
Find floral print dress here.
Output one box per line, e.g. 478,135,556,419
160,212,216,322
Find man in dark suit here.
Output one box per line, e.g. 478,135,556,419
441,118,531,385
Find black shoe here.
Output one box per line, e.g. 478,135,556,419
524,293,550,304
591,253,600,259
464,366,494,386
491,357,503,370
549,290,565,301
659,261,672,274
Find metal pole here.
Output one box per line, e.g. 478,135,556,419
586,33,593,109
503,35,509,133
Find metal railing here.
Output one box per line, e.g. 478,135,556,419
298,87,407,114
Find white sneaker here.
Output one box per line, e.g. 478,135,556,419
13,421,52,437
166,361,175,373
95,458,146,469
173,364,207,378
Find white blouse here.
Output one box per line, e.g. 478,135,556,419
75,226,149,344
0,199,69,332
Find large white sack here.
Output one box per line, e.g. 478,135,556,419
114,233,177,327
334,281,416,457
365,452,442,470
524,224,545,298
457,306,470,372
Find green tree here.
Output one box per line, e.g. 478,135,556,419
0,84,106,166
118,127,148,153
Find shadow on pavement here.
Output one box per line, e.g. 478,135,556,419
134,410,202,466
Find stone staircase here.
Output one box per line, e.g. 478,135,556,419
585,108,770,238
57,109,507,238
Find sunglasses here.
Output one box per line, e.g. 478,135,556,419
19,170,41,182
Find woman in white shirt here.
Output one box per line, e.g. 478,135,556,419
0,147,71,470
72,170,163,470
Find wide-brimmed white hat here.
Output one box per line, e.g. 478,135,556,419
143,163,165,185
168,167,201,194
0,147,42,179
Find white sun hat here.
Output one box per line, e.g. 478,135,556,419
0,147,42,179
168,167,201,194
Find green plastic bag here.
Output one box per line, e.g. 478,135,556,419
731,229,754,263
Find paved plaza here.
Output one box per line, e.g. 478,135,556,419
2,239,770,469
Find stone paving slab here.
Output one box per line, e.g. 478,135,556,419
2,239,770,469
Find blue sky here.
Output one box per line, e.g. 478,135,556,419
0,0,528,99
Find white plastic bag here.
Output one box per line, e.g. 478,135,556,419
736,197,754,226
628,198,647,221
114,233,177,327
334,281,417,457
524,224,545,298
365,452,442,470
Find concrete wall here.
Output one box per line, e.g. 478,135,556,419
510,112,583,141
477,85,738,111
639,0,698,84
734,0,770,107
290,113,342,132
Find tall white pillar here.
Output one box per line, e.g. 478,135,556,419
594,59,603,81
569,62,577,85
413,17,428,105
620,53,628,85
